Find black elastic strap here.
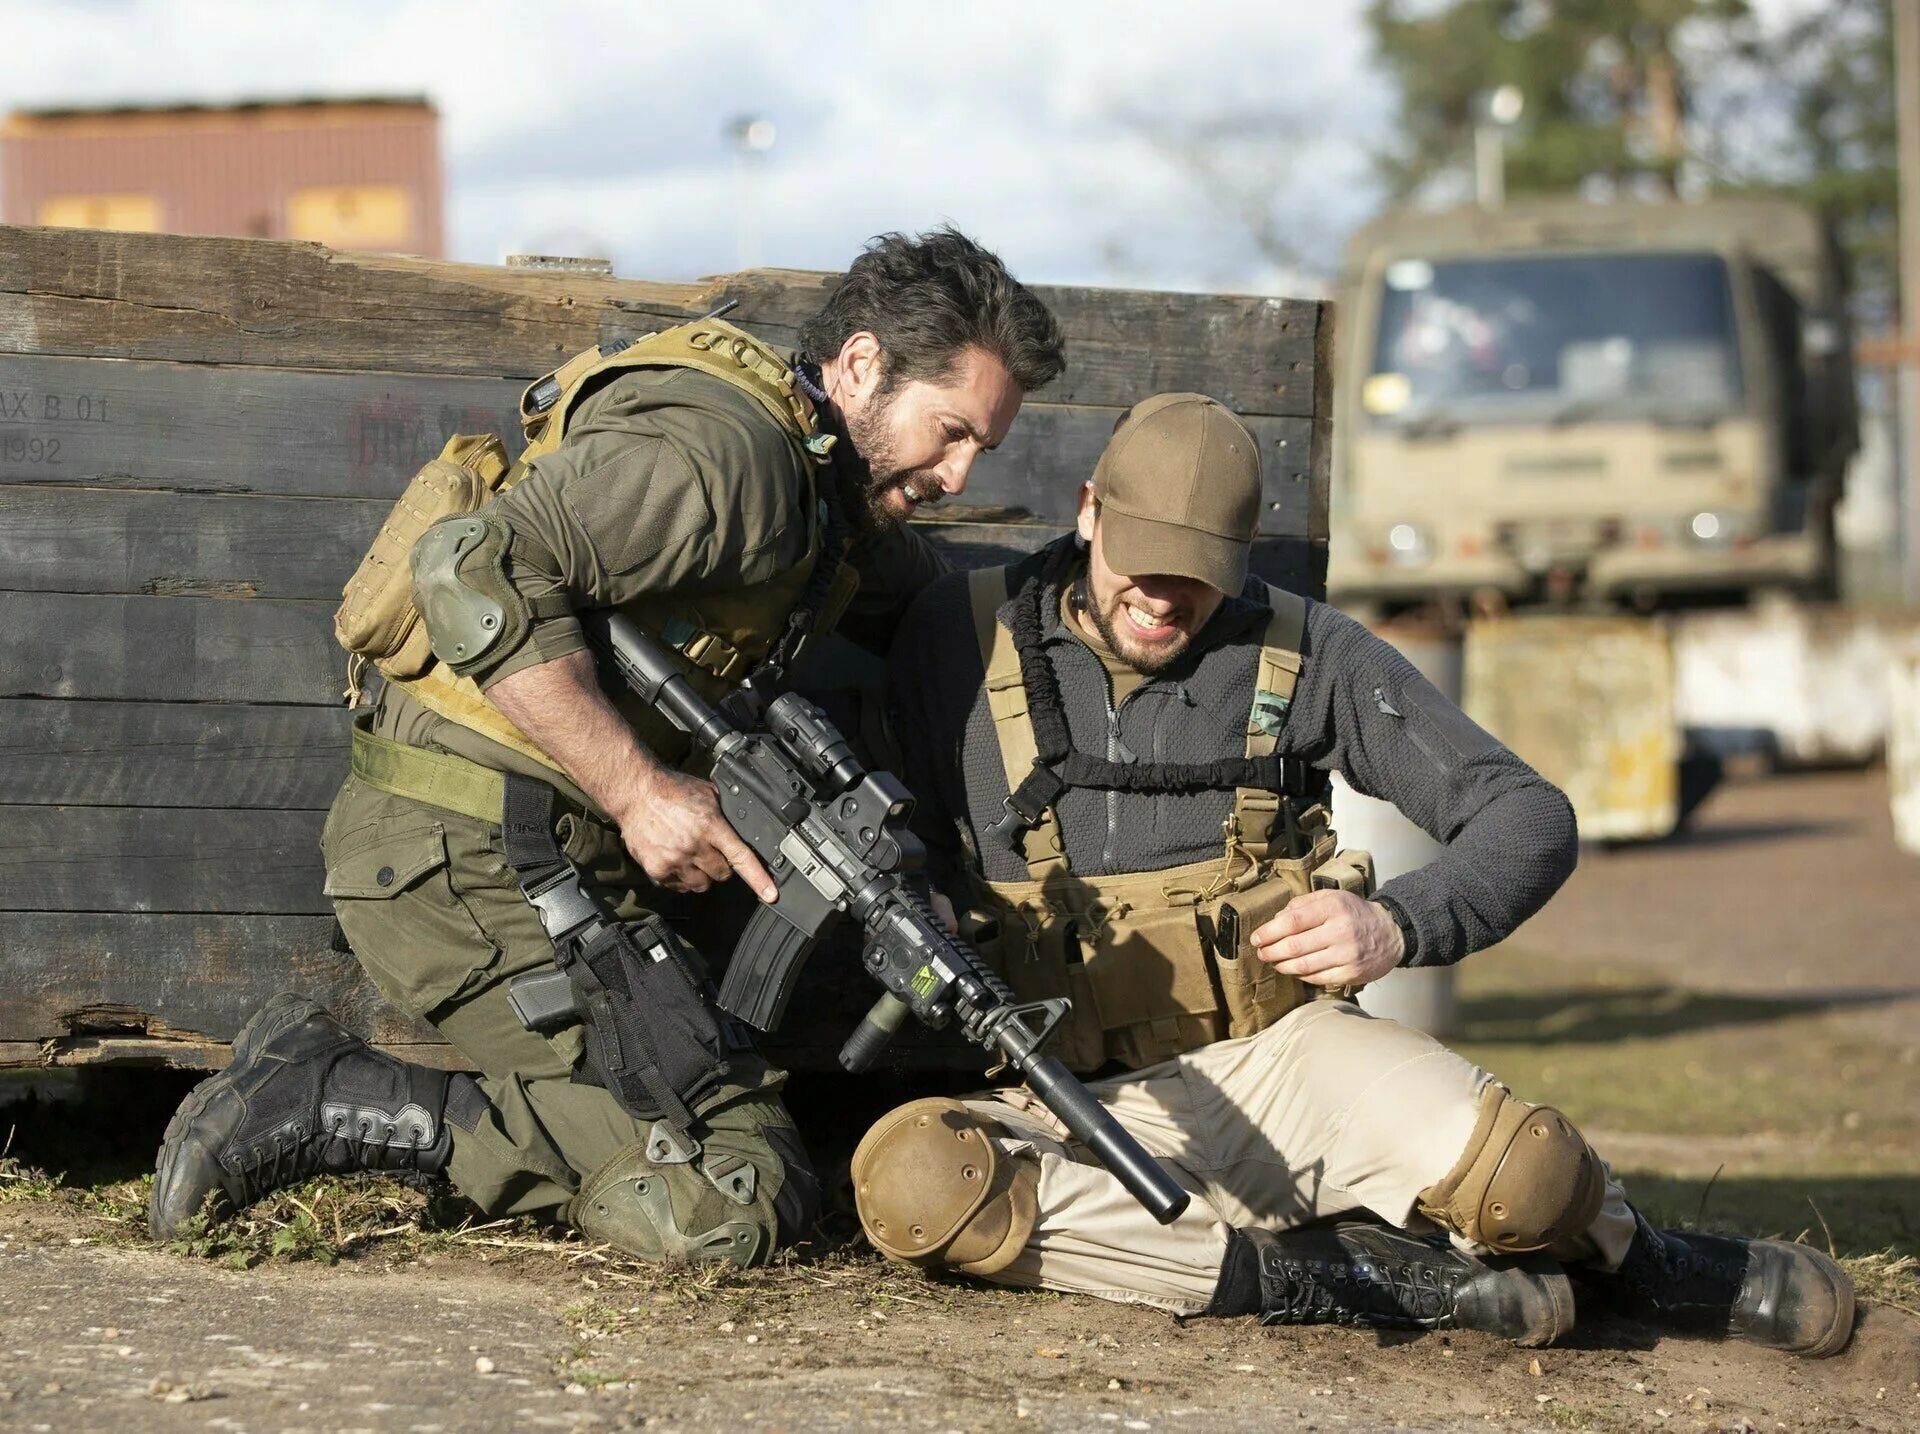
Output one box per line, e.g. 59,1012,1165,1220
1003,550,1318,803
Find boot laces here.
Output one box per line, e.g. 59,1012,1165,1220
231,1113,431,1203
1262,1254,1457,1329
1622,1226,1745,1316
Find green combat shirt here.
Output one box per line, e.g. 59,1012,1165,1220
373,361,950,811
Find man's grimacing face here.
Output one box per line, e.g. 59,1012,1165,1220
1073,482,1229,674
826,335,1024,527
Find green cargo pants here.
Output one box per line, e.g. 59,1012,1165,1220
320,772,810,1240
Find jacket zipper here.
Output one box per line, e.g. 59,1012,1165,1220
1100,680,1142,869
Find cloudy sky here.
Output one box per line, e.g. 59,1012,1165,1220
3,0,1390,295
6,0,1830,297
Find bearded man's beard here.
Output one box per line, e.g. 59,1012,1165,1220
1078,576,1194,675
843,387,944,531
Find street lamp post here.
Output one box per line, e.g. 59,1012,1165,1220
727,115,777,271
1475,84,1525,210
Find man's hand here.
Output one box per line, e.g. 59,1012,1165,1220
486,651,776,903
928,891,959,934
1250,890,1404,988
615,767,777,902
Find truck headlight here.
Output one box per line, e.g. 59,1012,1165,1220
1687,512,1748,546
1385,523,1431,565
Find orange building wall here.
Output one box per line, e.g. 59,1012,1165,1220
1,99,443,257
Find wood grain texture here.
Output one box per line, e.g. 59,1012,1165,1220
0,355,1322,537
0,911,431,1044
0,227,1328,417
0,592,342,704
0,699,350,808
0,805,328,913
0,354,522,498
0,485,387,597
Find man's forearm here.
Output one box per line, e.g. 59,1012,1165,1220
486,651,665,824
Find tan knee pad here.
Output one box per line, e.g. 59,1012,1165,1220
1418,1083,1605,1252
851,1097,1039,1276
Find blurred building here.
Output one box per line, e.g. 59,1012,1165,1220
0,96,442,256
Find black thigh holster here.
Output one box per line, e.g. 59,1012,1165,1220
499,773,752,1135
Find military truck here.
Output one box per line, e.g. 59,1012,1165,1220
1327,197,1857,616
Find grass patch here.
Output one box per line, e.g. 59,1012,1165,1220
0,1154,62,1204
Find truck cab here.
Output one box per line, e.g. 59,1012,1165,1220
1328,198,1857,615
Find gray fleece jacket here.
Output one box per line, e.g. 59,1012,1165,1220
886,544,1579,967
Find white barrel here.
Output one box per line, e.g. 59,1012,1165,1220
1339,624,1460,1038
1889,637,1920,856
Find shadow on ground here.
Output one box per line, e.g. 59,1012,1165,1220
1454,984,1908,1044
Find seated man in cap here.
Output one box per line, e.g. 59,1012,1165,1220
851,393,1852,1354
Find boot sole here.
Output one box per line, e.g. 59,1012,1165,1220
147,993,326,1238
1789,1247,1856,1358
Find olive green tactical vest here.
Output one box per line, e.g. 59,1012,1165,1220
961,566,1374,1072
393,320,854,775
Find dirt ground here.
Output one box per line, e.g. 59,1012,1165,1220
2,766,1917,1434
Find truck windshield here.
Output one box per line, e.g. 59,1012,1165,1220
1366,251,1744,431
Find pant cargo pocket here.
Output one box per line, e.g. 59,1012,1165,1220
324,810,499,1019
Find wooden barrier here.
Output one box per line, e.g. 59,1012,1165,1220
0,224,1331,1068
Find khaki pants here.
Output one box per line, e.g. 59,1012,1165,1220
964,999,1636,1314
321,774,770,1218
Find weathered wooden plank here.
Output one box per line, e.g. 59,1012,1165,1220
0,354,520,499
1260,538,1330,601
0,227,1327,417
0,485,382,597
0,699,349,809
0,485,385,598
0,592,341,704
0,805,326,914
0,356,1321,536
0,912,430,1045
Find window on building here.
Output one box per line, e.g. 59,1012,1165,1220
37,193,162,232
286,185,412,250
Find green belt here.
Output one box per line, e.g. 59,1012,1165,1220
346,711,605,830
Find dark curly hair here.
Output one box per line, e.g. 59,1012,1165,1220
800,226,1067,394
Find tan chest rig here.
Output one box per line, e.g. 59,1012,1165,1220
334,319,856,775
962,565,1375,1073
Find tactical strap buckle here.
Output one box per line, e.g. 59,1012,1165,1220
985,796,1036,853
520,866,602,947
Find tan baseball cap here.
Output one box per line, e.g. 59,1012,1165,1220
1091,392,1262,593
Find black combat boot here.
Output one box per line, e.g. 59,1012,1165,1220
148,993,486,1239
1208,1222,1574,1348
1588,1207,1854,1357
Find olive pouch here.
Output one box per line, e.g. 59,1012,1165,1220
333,432,513,694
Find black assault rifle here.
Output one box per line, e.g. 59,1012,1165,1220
584,611,1188,1224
